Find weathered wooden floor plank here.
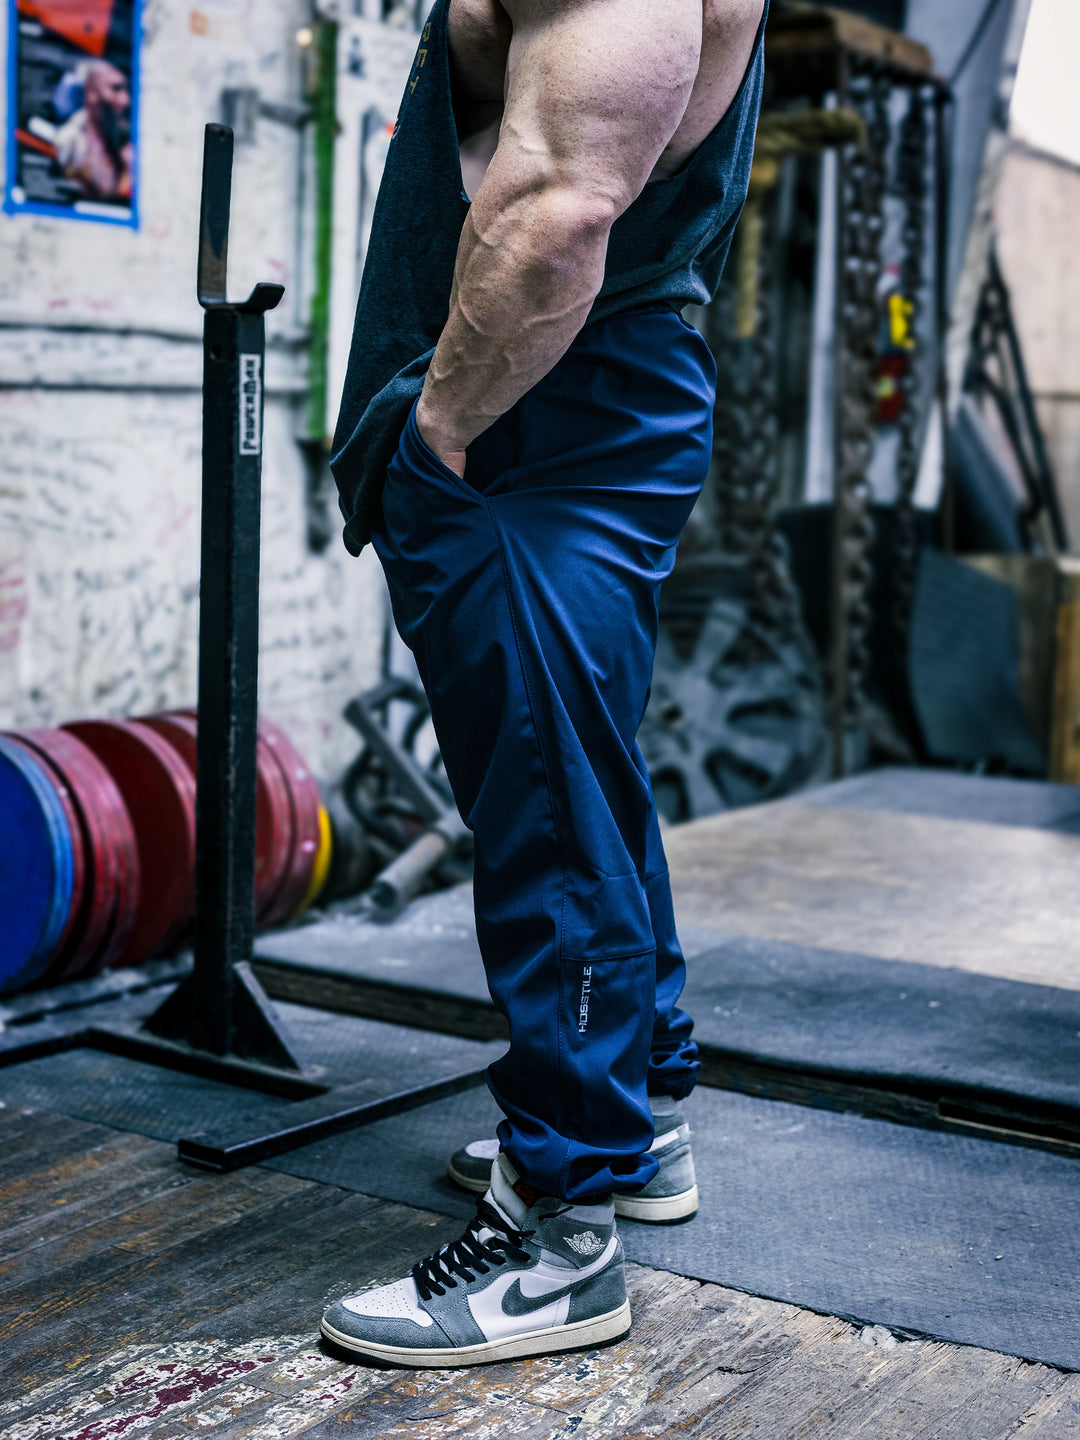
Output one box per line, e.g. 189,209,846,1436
0,1159,284,1295
307,1269,1066,1440
0,1127,165,1236
0,1107,1074,1440
0,1147,193,1269
0,1107,105,1180
989,1373,1080,1438
0,1176,314,1387
0,1180,457,1399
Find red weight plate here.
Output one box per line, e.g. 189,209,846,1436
258,718,322,928
129,714,199,954
5,735,87,983
135,712,199,764
253,733,295,925
137,712,293,923
63,719,196,966
10,728,139,978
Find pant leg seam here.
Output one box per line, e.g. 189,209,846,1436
486,501,569,911
487,498,573,1190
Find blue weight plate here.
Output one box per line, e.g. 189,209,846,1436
0,735,75,994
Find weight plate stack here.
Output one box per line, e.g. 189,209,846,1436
292,803,333,919
5,735,87,983
138,710,295,924
258,718,322,927
63,719,197,966
11,727,140,977
641,554,828,822
0,736,76,995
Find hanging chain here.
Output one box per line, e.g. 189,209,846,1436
708,108,872,640
707,272,744,561
741,190,798,628
707,186,801,635
710,245,766,574
834,71,890,730
892,86,928,642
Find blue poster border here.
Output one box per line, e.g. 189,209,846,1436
4,0,141,228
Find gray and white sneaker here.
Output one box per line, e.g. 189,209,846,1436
447,1096,698,1224
320,1153,631,1368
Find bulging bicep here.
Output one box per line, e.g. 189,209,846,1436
493,0,703,220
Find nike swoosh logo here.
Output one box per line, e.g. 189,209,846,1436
501,1279,578,1318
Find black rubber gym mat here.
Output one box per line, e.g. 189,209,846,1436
264,1082,1080,1371
258,886,493,1003
685,935,1080,1113
259,897,1080,1125
804,767,1080,834
0,994,504,1143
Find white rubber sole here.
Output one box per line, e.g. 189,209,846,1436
447,1163,699,1223
321,1300,632,1368
614,1183,699,1223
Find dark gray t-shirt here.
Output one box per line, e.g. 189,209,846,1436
330,0,767,556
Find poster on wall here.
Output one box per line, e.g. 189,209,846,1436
5,0,140,225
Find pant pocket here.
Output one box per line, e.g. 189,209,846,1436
560,869,653,962
389,398,484,502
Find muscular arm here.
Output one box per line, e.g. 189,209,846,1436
416,0,703,474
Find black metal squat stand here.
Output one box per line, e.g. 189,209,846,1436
140,123,304,1082
0,125,485,1163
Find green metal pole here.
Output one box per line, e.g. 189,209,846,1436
304,17,338,446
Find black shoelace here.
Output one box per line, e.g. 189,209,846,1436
410,1199,535,1303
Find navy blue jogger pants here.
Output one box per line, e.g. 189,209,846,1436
373,305,716,1203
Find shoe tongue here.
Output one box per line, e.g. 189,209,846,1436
487,1154,616,1267
488,1153,535,1229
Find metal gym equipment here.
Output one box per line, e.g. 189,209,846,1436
697,7,950,781
817,27,949,773
132,123,304,1080
0,125,483,1159
640,553,828,822
340,679,471,919
964,245,1069,556
0,127,315,1093
638,108,870,822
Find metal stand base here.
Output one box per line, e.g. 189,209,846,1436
178,1067,487,1172
144,961,306,1076
0,980,486,1154
94,1016,326,1100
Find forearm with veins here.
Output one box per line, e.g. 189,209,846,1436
415,0,703,475
416,177,615,470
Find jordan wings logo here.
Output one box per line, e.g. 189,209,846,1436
565,1231,604,1258
500,1279,579,1318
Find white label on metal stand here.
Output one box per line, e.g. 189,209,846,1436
238,354,262,455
